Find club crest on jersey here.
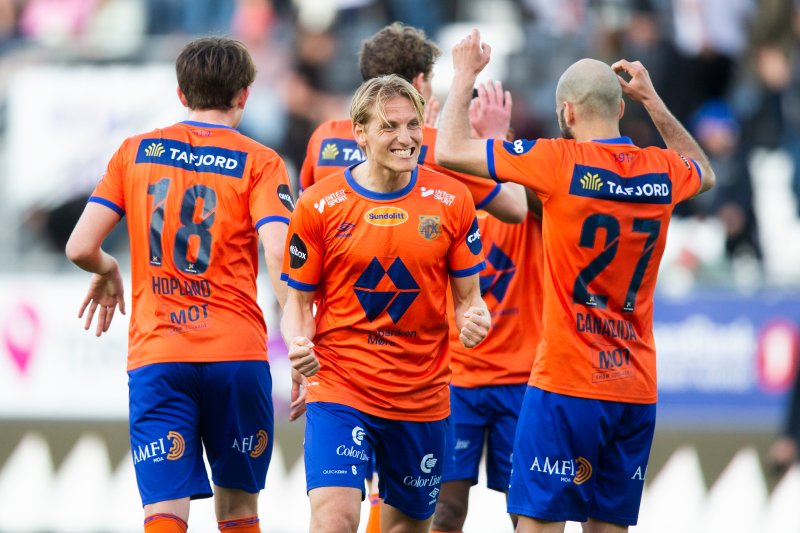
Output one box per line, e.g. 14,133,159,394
317,138,364,166
569,164,672,204
418,215,441,241
136,138,247,178
365,206,408,226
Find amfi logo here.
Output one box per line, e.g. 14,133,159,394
145,142,165,157
322,143,340,160
166,431,185,460
580,172,603,191
354,257,419,323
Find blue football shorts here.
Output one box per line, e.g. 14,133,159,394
128,361,274,505
507,386,655,525
443,383,526,492
305,402,449,520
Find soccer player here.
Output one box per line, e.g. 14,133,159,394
436,30,716,532
299,22,526,224
281,74,490,533
65,37,292,533
430,81,544,533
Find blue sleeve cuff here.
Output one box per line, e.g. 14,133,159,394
255,215,290,231
486,139,499,182
450,261,486,278
280,272,289,282
475,182,502,210
287,278,317,291
88,196,124,217
690,158,703,181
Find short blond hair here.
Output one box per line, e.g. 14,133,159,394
350,74,425,128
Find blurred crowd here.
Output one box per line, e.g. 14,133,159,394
0,0,798,287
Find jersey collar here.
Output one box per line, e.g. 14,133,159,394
180,120,238,131
592,136,635,145
345,163,418,201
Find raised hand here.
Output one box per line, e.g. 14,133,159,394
452,28,491,80
469,79,512,139
612,59,658,105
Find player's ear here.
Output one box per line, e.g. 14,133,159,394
235,86,251,109
618,98,625,120
176,86,189,108
564,102,576,125
411,72,425,94
353,122,367,146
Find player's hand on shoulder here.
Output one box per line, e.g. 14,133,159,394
459,306,490,348
612,59,657,104
469,80,512,139
288,336,320,376
424,94,440,127
78,260,126,337
452,28,491,79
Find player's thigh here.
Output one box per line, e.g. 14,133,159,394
443,386,488,484
309,486,363,533
304,402,374,497
589,402,656,526
485,383,526,492
507,386,615,523
128,363,212,504
201,361,274,493
374,417,448,522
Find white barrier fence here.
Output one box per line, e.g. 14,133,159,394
0,434,798,532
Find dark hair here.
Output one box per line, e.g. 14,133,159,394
175,37,256,111
359,23,441,83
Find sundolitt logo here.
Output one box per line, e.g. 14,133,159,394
365,206,408,226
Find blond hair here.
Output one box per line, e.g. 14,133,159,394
350,74,425,128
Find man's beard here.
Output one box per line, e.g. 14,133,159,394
559,107,574,140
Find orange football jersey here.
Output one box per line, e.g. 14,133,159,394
448,212,543,387
488,136,702,403
91,121,294,371
284,165,485,421
299,119,501,209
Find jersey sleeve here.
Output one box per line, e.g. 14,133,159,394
283,196,324,291
486,138,564,200
251,150,294,231
447,192,486,277
662,149,703,204
89,140,128,217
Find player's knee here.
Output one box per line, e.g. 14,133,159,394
311,503,360,533
431,494,468,531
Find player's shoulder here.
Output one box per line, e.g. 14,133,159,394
298,168,350,201
311,118,354,140
416,165,473,198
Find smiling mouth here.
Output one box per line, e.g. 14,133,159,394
391,147,415,157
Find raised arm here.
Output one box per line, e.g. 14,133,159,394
449,273,490,348
436,29,494,178
612,59,716,195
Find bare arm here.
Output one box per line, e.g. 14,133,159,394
482,182,527,223
449,274,490,348
65,202,126,336
280,287,318,421
436,29,494,178
258,221,289,309
612,59,716,195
